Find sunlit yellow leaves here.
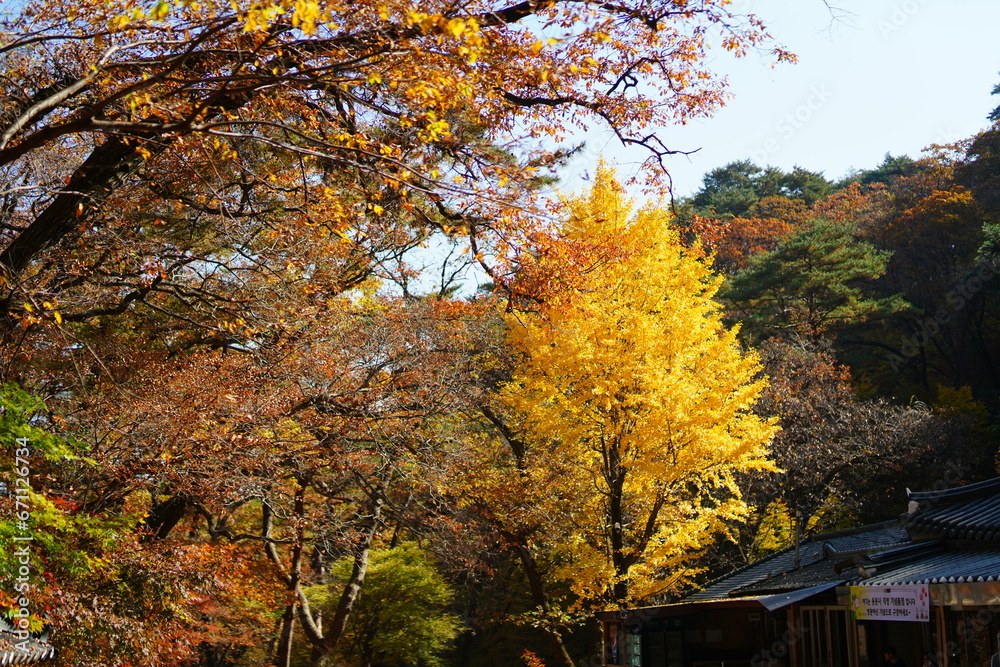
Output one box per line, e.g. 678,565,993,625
0,0,803,656
446,17,467,39
496,167,777,605
420,118,451,142
150,0,170,20
291,0,321,33
8,0,791,315
243,2,284,31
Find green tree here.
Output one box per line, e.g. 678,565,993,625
723,218,907,339
986,74,1000,122
780,165,834,205
301,544,461,667
689,161,832,218
691,160,784,217
839,153,921,188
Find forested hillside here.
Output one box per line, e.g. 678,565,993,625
1,0,998,665
680,132,1000,570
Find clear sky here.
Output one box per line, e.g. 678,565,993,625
564,0,1000,198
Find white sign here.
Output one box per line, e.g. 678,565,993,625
849,585,930,622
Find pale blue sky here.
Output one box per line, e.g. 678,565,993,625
566,0,1000,197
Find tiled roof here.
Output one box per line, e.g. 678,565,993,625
683,521,908,603
855,548,1000,586
734,557,846,595
908,477,1000,503
670,477,1000,611
0,620,57,665
904,477,1000,542
853,478,1000,583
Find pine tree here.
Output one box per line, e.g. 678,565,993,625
723,218,907,339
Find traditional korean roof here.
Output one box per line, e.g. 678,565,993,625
734,558,847,595
903,477,1000,542
908,477,1000,504
610,477,1000,620
684,477,1000,603
844,477,1000,584
684,520,908,603
855,547,1000,586
0,619,57,665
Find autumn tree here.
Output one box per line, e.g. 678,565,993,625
0,0,793,309
0,383,285,666
811,180,893,231
724,338,989,561
70,295,496,667
809,144,998,395
0,2,797,663
688,212,795,275
0,13,795,658
682,162,829,275
0,264,500,666
462,169,776,626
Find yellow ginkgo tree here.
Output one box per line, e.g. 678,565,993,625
499,168,778,607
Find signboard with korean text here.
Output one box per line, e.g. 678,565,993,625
849,585,930,622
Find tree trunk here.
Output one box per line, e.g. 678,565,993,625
144,493,190,540
264,486,308,667
275,603,297,667
515,545,576,667
307,502,382,666
0,135,163,282
606,441,629,604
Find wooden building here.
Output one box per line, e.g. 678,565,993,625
598,477,1000,667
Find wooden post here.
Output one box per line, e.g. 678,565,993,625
937,604,948,667
789,603,799,667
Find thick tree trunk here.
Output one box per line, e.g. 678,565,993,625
0,135,163,281
606,441,629,604
144,493,190,540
